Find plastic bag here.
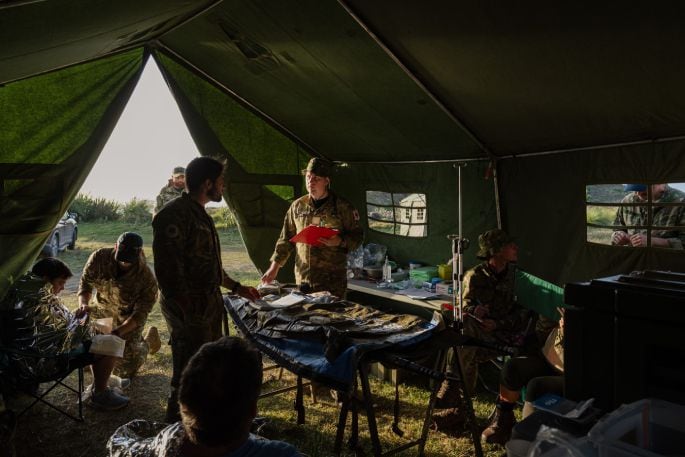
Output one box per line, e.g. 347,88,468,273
363,243,387,266
346,245,364,278
527,425,591,457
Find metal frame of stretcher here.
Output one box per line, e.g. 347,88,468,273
224,295,484,457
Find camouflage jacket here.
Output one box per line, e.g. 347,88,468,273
154,184,183,215
152,193,238,300
613,186,685,249
77,248,158,327
270,191,363,298
462,262,528,332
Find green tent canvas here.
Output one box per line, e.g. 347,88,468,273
2,1,685,299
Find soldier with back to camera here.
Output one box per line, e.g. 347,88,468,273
153,156,259,422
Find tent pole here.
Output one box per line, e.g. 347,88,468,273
493,160,503,229
499,135,685,160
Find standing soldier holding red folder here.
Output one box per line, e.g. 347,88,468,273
262,158,363,298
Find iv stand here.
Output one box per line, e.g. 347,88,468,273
447,162,469,331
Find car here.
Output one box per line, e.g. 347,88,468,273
42,212,78,257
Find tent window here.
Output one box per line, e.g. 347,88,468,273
585,183,685,249
366,191,428,237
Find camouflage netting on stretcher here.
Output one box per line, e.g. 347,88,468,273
227,295,439,392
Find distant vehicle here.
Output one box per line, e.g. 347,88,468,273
42,212,78,257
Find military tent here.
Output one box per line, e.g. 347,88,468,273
2,0,684,300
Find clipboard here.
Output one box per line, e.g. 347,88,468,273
290,225,339,246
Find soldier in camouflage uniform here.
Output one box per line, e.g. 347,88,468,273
153,166,186,215
77,232,159,379
261,158,363,298
152,156,259,423
612,183,685,249
433,229,533,435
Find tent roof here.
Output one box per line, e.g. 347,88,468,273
4,1,685,161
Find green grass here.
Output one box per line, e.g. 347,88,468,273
585,206,615,226
585,206,617,245
14,221,506,457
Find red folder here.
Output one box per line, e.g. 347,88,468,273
289,225,339,246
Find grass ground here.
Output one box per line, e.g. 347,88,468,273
9,222,508,457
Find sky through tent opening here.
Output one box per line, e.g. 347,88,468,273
79,58,225,207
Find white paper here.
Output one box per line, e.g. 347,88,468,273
93,317,113,334
270,293,306,308
89,334,126,358
394,287,439,300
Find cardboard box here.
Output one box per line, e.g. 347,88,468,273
436,282,453,296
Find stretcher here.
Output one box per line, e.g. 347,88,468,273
224,295,485,457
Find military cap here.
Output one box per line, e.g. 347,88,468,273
476,229,514,259
302,157,332,177
115,232,143,263
172,166,186,177
623,184,647,192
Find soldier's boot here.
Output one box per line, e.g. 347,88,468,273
432,377,469,435
434,378,463,409
165,392,181,423
431,407,468,436
144,326,162,355
481,398,516,445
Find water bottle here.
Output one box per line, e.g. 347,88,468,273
383,256,392,282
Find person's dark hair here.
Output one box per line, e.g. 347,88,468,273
31,257,72,281
185,156,225,192
179,336,262,447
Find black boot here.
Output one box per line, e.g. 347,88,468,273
434,379,463,409
431,407,468,436
165,392,181,423
481,398,516,445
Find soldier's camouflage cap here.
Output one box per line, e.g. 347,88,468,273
302,158,332,177
172,166,186,177
477,229,514,259
115,232,143,263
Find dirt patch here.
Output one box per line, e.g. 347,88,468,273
9,341,172,457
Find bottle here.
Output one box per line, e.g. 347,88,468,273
383,256,392,282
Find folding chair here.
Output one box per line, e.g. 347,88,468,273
0,305,88,422
0,345,87,422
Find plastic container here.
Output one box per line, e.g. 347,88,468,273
506,439,531,457
409,266,438,283
588,398,685,457
528,427,597,457
391,269,408,282
438,263,453,280
408,261,422,271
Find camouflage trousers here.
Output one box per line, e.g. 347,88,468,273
160,293,224,421
114,326,149,379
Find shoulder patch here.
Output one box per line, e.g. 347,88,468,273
165,224,180,238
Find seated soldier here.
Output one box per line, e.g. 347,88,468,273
108,336,303,457
480,312,565,445
1,258,129,410
433,229,538,435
